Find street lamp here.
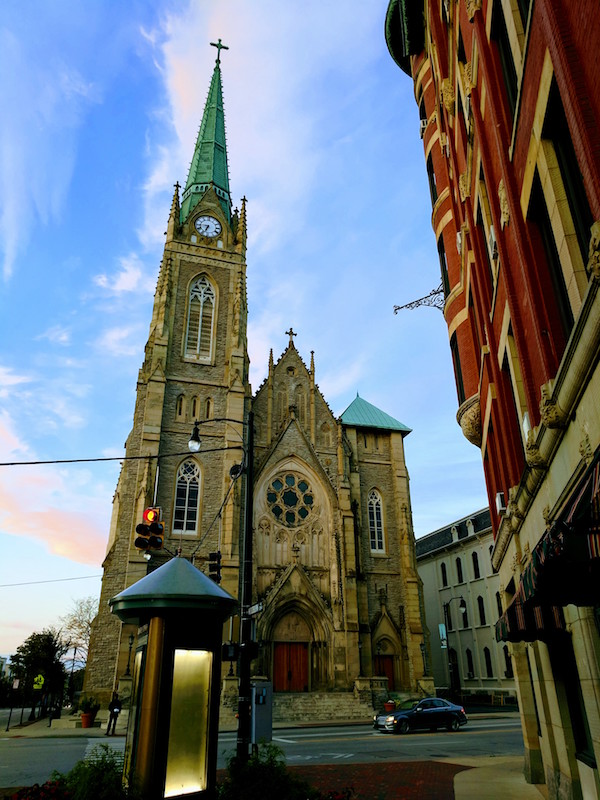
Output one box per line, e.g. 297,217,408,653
442,596,466,698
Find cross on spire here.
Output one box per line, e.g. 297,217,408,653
210,38,229,64
285,327,297,346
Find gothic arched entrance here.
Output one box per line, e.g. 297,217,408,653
272,612,310,692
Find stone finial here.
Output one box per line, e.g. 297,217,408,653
539,382,567,428
498,179,510,228
459,172,470,202
441,78,455,113
587,220,600,278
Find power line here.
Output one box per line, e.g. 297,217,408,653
0,575,102,588
0,444,244,468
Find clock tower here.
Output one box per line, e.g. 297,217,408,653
85,42,432,714
84,42,250,700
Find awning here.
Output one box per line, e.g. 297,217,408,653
495,596,566,643
496,456,600,643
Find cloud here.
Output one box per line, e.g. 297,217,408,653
0,366,32,399
0,414,108,565
95,325,147,358
36,326,71,346
93,253,156,295
0,23,100,281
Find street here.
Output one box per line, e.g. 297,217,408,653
0,718,524,789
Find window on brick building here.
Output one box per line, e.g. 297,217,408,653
173,459,201,533
427,153,438,207
491,1,518,118
438,235,450,296
515,0,531,28
543,81,594,273
368,489,385,552
441,562,448,587
472,551,480,579
185,275,216,360
528,170,574,344
176,394,185,420
450,333,466,405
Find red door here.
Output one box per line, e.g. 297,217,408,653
273,642,309,692
374,654,395,691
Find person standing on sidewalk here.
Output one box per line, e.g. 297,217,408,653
105,692,122,736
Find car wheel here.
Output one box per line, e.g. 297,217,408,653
397,719,409,734
448,717,460,732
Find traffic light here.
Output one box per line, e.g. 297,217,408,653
135,507,164,551
208,550,222,583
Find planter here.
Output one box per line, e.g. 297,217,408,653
384,701,396,712
80,712,95,728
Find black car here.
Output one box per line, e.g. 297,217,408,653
373,697,468,734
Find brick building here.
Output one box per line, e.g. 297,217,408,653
385,1,600,797
84,46,431,718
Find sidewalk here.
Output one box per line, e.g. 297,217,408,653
2,713,547,799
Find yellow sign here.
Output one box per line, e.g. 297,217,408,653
33,674,44,690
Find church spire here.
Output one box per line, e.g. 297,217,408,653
180,40,232,224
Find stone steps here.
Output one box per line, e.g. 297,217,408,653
272,691,375,722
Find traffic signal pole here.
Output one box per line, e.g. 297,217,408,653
236,410,254,762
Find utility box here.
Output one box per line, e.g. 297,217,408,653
251,680,272,744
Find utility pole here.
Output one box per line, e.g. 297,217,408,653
236,410,254,761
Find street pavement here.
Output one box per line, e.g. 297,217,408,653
0,712,547,799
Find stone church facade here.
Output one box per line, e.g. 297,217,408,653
84,47,430,710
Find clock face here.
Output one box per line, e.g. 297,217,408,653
194,215,222,238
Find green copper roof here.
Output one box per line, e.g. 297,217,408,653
340,393,411,435
180,57,232,223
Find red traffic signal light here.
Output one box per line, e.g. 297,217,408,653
135,507,164,551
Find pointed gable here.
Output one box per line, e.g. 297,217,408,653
340,393,411,435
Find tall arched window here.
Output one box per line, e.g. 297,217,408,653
441,562,448,587
456,557,464,583
484,647,493,678
368,489,384,552
496,591,503,617
205,397,213,420
472,551,480,579
466,648,474,677
477,595,487,626
176,394,185,419
503,645,514,678
173,459,201,533
185,275,215,360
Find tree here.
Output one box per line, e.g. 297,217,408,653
60,595,97,668
11,628,68,716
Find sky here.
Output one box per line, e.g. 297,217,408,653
0,0,489,658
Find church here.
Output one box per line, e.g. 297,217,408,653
84,43,430,715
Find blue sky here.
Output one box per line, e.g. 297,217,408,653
0,1,488,657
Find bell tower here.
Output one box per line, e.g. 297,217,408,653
84,42,249,701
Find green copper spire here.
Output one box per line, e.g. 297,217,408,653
180,39,232,223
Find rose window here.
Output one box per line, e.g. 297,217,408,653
266,473,314,527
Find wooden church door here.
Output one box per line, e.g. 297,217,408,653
273,642,309,692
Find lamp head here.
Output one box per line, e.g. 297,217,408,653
188,421,201,453
459,597,466,613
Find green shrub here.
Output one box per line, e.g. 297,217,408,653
217,742,321,800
